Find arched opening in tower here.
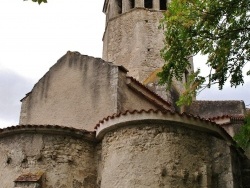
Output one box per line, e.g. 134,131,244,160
129,0,135,9
115,0,122,14
160,0,167,10
144,0,153,9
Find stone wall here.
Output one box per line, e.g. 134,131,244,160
210,138,241,187
97,122,240,187
241,155,250,188
1,115,247,187
0,127,96,188
103,8,166,83
102,8,193,99
185,100,246,118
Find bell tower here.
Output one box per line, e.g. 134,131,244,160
102,0,168,82
102,0,194,107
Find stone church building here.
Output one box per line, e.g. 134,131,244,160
0,0,249,187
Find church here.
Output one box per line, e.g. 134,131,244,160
0,0,249,187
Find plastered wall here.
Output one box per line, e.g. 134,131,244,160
20,52,121,131
116,71,171,112
20,52,171,131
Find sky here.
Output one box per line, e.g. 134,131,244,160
0,0,249,128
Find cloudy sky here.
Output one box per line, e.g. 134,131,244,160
0,0,249,128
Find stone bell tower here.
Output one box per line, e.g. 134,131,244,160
102,0,194,107
102,0,169,82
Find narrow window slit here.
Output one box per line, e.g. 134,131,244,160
160,0,167,10
145,0,153,9
130,0,135,9
116,0,122,14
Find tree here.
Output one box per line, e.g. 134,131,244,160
25,0,47,4
159,0,250,105
234,114,250,150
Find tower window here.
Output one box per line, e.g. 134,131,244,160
116,0,122,14
145,0,153,9
160,0,167,10
129,0,135,9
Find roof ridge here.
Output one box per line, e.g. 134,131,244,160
0,124,95,136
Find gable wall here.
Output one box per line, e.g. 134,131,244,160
19,52,118,131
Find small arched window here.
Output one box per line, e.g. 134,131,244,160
129,0,135,9
116,0,122,14
145,0,153,9
160,0,167,10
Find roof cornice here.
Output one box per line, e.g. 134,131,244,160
0,125,96,142
209,115,245,125
95,109,236,147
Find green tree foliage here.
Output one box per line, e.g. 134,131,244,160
234,114,250,150
159,0,250,105
25,0,47,4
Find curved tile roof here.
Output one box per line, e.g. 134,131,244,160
209,115,245,125
95,109,211,129
0,110,245,154
209,115,245,121
94,109,237,147
0,124,96,141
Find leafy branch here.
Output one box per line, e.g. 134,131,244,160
234,114,250,150
24,0,47,4
159,0,250,106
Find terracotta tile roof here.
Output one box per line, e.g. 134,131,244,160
0,110,245,155
209,115,245,121
0,125,96,141
15,172,43,182
126,76,173,110
94,109,245,153
208,115,245,126
94,109,215,130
